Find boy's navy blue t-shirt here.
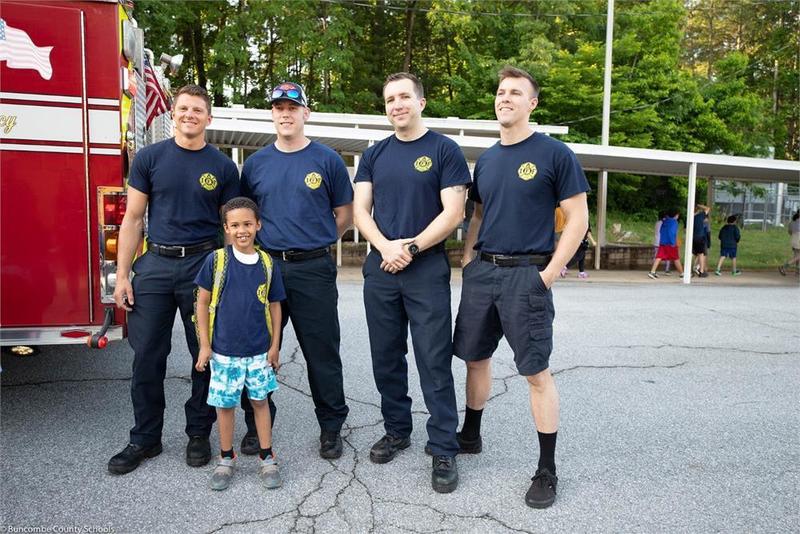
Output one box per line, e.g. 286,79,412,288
128,138,240,245
469,133,589,255
693,212,708,239
660,218,678,245
195,247,287,357
354,130,471,240
718,224,741,249
240,141,353,250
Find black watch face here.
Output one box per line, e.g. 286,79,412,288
409,244,419,256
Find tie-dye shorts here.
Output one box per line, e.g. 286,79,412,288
207,352,279,408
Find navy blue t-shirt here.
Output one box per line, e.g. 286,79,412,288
354,130,471,240
693,212,708,239
240,141,353,250
718,224,740,249
128,138,240,245
194,247,287,357
470,133,589,255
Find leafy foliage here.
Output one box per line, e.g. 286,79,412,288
134,0,796,215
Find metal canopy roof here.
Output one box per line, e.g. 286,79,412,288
207,109,800,184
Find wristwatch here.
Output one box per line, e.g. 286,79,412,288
408,243,420,257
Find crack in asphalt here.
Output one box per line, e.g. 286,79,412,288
552,361,688,376
374,497,534,533
682,301,800,334
601,343,798,356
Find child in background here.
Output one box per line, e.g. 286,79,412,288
715,215,742,276
653,212,672,275
648,210,684,279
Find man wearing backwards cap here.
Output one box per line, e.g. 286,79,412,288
240,82,353,459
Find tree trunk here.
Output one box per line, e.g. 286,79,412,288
403,1,417,72
193,26,206,88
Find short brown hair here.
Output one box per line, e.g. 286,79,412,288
173,84,211,114
221,197,259,223
383,72,424,99
498,66,540,98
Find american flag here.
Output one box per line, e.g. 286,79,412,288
144,56,170,128
0,18,54,80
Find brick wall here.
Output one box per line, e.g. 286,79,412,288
332,242,656,270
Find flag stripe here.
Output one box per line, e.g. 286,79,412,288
143,58,169,128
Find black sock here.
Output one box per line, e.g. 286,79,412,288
221,448,234,459
537,431,557,474
460,406,484,440
259,447,273,460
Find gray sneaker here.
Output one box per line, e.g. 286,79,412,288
259,455,282,489
210,456,236,491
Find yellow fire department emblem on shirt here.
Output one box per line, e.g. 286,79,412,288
257,283,267,304
518,162,537,181
199,173,218,191
305,172,323,190
414,156,433,172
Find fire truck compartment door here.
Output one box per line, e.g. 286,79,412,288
0,2,93,327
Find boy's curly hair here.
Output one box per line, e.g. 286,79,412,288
220,197,259,223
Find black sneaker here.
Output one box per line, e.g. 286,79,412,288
319,430,343,459
108,442,162,475
431,455,458,493
369,434,410,464
525,467,558,509
424,432,482,456
240,431,259,456
186,435,212,467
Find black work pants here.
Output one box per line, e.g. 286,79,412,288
362,250,459,457
127,251,215,446
242,253,348,433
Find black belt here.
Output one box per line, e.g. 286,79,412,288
147,240,217,258
266,247,329,262
480,252,551,267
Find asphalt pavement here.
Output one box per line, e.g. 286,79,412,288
2,272,798,533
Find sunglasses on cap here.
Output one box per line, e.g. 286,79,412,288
271,88,302,100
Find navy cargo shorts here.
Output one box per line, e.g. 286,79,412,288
453,258,555,376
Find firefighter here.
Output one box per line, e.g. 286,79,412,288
239,82,352,459
352,72,470,493
108,84,240,475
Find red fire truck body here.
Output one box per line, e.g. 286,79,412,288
1,0,157,348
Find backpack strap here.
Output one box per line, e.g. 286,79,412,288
207,247,229,344
257,249,274,339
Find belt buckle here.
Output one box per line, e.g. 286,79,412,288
282,251,289,261
494,254,510,266
177,246,186,258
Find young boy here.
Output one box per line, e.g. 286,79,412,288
194,197,286,491
648,210,684,279
715,215,742,276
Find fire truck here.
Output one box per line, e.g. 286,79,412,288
0,0,175,351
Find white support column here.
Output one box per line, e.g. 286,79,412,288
353,153,360,244
336,239,342,267
595,170,608,270
365,141,374,254
682,162,698,285
595,0,614,270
